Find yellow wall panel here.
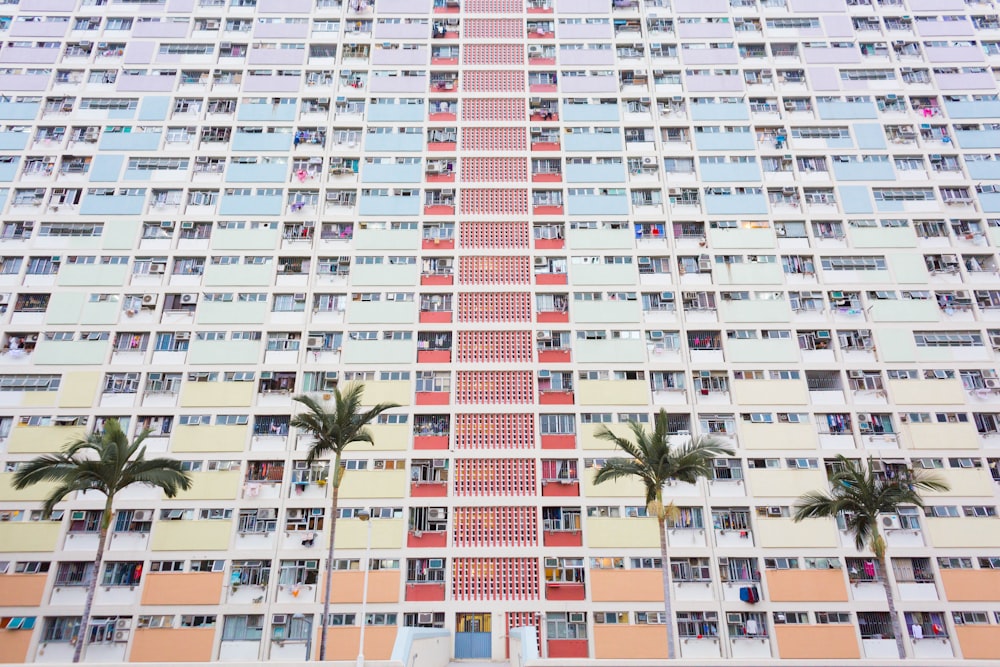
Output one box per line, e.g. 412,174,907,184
755,517,838,548
338,469,407,498
366,423,410,450
0,522,62,552
924,468,995,498
58,371,102,408
740,422,818,450
746,469,827,497
179,381,255,408
150,520,233,551
20,391,58,407
888,379,965,405
334,518,403,549
580,422,633,450
925,518,1000,548
356,381,411,406
732,379,808,405
171,425,248,452
585,517,657,548
0,473,59,501
7,425,86,453
577,380,648,406
171,471,240,501
906,423,980,449
582,473,646,498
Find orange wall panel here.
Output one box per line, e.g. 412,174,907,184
775,625,859,659
941,569,1000,602
321,626,396,660
130,628,215,662
0,574,47,606
593,625,667,659
0,630,32,663
956,626,1000,660
140,572,224,606
327,570,400,603
766,569,848,602
590,570,663,602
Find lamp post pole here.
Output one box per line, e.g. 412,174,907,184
356,509,373,667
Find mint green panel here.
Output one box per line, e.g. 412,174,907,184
726,339,799,363
707,229,776,249
351,264,420,286
203,264,273,286
33,340,108,365
713,263,784,285
870,300,939,323
80,300,122,325
568,263,637,285
44,236,102,251
720,300,792,323
574,339,646,363
849,227,917,248
187,340,262,365
195,301,269,325
876,328,918,362
573,300,641,324
566,229,634,250
888,253,930,284
347,301,418,324
44,292,85,324
101,220,141,250
354,229,421,250
57,264,129,286
211,227,281,251
342,340,415,364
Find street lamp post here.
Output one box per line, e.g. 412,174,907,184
356,509,373,667
292,613,313,662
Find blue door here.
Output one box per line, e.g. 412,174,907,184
455,613,492,659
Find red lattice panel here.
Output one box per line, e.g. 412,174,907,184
460,189,529,215
461,98,525,122
465,18,524,39
454,371,535,404
453,508,538,548
454,413,536,449
458,256,531,285
463,70,525,93
457,292,532,322
460,221,530,248
453,459,537,496
457,330,533,363
463,44,524,66
454,557,540,601
460,158,528,183
461,127,526,152
465,0,523,12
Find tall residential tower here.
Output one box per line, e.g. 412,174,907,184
1,0,1000,663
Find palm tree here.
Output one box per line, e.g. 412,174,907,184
289,383,400,661
793,455,948,659
592,409,734,659
12,419,191,663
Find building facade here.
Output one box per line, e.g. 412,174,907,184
1,0,1000,662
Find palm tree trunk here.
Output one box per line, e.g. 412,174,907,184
657,516,676,660
73,499,112,663
317,453,342,661
878,554,906,659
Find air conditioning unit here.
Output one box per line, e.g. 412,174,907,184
417,613,434,624
849,370,865,378
307,336,323,348
642,157,656,166
180,293,198,304
257,508,277,520
534,257,548,267
175,332,190,340
287,509,305,520
293,293,306,301
986,379,1000,389
698,259,713,271
116,618,131,630
428,508,446,521
272,614,288,625
142,294,158,306
528,45,543,55
149,264,165,274
568,613,586,623
881,514,902,530
767,506,782,517
132,510,153,522
114,630,129,643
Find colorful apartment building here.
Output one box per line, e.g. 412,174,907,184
1,0,1000,663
